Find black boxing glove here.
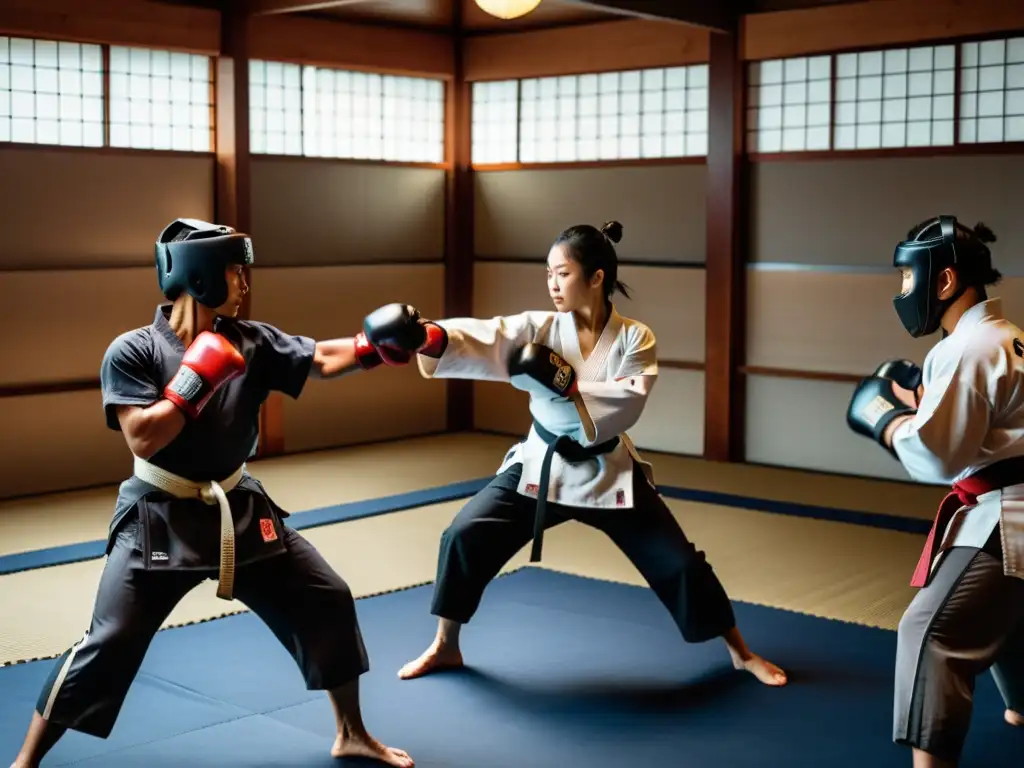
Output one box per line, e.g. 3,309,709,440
508,343,578,398
846,374,917,455
362,303,448,365
874,358,923,401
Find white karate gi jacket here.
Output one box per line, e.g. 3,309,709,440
892,299,1024,578
417,306,658,510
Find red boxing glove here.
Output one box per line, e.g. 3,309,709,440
419,322,448,359
377,345,413,367
164,331,246,419
354,332,384,371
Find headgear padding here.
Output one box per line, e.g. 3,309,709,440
891,215,994,338
155,219,254,309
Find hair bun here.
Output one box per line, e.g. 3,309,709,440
600,220,623,244
972,222,997,244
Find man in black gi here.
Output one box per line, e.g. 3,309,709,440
9,219,414,768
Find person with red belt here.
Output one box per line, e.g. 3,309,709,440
846,215,1024,768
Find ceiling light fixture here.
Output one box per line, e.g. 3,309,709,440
474,0,543,21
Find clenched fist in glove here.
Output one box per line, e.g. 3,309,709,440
362,303,448,366
846,358,921,452
508,343,578,399
164,331,246,419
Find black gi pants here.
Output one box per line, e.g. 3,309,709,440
36,522,369,739
431,463,737,644
894,529,1024,762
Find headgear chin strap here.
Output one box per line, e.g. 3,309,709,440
891,215,990,338
155,218,254,309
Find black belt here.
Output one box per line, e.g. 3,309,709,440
529,420,619,563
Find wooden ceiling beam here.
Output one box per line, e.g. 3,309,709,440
559,0,737,33
246,0,371,16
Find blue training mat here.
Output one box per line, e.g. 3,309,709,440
0,568,1016,767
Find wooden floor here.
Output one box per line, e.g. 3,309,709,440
0,431,942,666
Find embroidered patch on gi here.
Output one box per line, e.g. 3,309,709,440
616,490,626,506
260,519,278,543
525,483,540,495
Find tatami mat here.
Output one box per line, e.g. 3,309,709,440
0,431,943,557
0,432,934,667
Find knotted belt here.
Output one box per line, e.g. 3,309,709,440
529,420,619,563
910,454,1024,587
133,456,244,600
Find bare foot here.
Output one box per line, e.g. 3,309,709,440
331,733,414,767
397,643,463,680
732,653,788,686
1006,709,1024,727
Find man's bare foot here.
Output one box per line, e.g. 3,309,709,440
397,643,463,680
1005,708,1024,727
331,733,414,767
732,652,788,686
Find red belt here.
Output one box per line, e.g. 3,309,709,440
910,455,1024,587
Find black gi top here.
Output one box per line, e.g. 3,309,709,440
99,304,316,570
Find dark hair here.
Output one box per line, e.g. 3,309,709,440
906,217,1002,291
552,220,631,301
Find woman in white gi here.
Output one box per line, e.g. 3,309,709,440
845,216,1024,767
363,220,787,688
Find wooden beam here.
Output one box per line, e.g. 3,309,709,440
214,6,282,457
563,0,736,32
0,0,220,53
742,0,1024,61
703,30,747,463
444,7,474,433
464,19,708,82
247,0,370,15
248,14,454,79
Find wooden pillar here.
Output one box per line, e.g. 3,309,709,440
444,12,474,432
703,30,747,462
216,8,281,457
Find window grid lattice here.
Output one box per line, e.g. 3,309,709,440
833,45,956,150
747,56,832,153
471,80,518,164
0,35,104,147
959,37,1024,144
517,65,709,163
303,68,444,163
250,60,303,156
108,46,213,152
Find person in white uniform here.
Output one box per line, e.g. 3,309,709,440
845,215,1024,767
360,220,788,688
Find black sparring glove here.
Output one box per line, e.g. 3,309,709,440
508,343,578,398
875,358,923,396
846,363,919,454
362,303,448,365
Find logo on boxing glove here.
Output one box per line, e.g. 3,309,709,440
551,353,573,393
858,395,895,429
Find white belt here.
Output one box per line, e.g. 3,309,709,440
133,456,244,601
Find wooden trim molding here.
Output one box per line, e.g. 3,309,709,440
660,360,705,372
472,157,706,171
750,143,1024,163
0,378,101,399
252,154,448,171
740,366,861,384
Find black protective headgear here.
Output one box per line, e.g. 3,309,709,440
155,219,254,309
892,215,993,338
